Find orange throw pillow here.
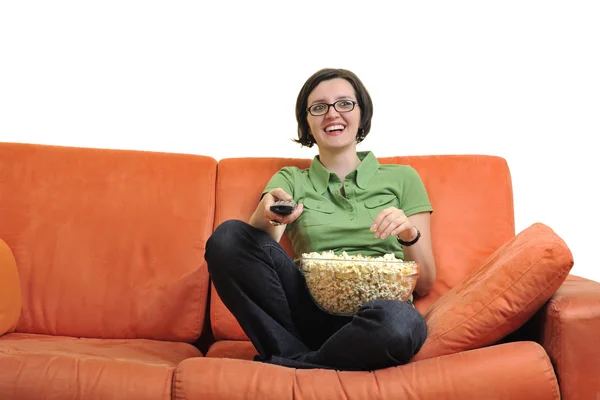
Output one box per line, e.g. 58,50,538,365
412,223,574,362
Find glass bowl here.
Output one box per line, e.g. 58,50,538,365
300,252,419,316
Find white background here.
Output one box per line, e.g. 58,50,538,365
1,1,598,282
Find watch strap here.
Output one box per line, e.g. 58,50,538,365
397,228,421,246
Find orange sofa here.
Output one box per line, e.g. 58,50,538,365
1,142,598,400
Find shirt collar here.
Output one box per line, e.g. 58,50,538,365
308,151,380,194
356,151,379,189
308,156,330,195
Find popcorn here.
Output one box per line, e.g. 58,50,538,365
300,251,419,315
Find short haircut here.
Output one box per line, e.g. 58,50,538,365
294,68,373,147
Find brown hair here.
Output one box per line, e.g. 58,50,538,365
294,68,373,148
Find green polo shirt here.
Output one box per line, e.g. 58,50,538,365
263,151,433,264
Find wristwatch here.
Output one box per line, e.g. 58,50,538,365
397,227,421,246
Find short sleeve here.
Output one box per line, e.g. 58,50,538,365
262,167,297,199
399,166,433,216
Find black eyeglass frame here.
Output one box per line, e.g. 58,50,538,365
306,100,358,116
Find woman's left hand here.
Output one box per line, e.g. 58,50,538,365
370,206,418,242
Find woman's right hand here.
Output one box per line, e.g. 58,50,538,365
262,188,304,226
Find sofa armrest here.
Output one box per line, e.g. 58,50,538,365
523,274,600,400
0,238,21,336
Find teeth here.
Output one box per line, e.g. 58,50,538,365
325,125,344,132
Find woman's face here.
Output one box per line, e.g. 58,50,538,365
306,78,361,151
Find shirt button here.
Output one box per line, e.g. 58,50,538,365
378,199,383,204
316,205,321,209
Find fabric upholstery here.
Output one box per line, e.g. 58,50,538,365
205,340,258,360
530,275,600,400
413,223,574,361
0,333,201,400
0,142,217,342
3,142,596,399
0,239,21,335
176,341,559,400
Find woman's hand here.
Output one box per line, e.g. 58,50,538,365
372,208,436,296
262,188,304,226
249,188,303,242
370,206,418,242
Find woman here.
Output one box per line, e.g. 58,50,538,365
205,68,436,371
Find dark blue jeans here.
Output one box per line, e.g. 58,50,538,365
205,219,427,371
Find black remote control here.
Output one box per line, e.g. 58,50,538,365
270,200,297,215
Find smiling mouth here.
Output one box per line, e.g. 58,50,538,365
325,124,345,133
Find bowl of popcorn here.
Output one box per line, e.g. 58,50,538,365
300,251,419,315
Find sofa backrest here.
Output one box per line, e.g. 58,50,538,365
210,155,515,341
0,142,216,342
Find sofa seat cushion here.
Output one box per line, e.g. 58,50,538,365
413,223,574,362
0,333,202,400
175,341,558,400
206,340,258,360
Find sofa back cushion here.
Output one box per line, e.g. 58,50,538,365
0,142,216,342
210,155,515,341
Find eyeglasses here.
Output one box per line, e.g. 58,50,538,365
307,100,358,116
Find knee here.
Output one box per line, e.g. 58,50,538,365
386,301,427,345
361,300,428,364
205,219,247,271
207,220,245,250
